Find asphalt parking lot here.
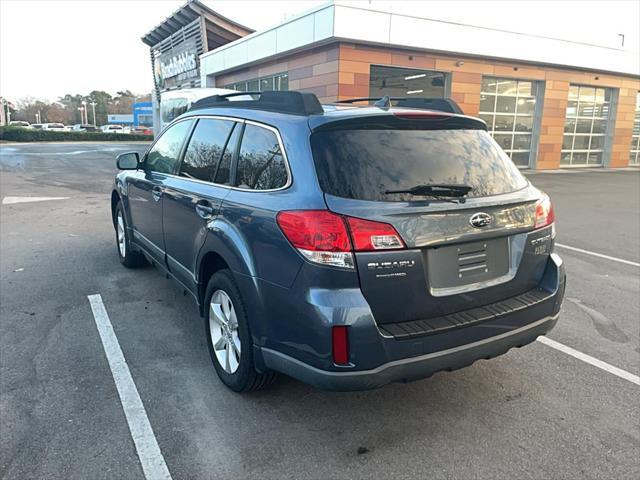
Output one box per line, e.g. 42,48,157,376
1,142,639,480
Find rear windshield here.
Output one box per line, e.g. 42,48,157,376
310,129,527,201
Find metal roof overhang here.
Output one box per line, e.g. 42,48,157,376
141,0,254,50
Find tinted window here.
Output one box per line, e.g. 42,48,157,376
180,119,235,182
236,124,287,190
146,120,193,174
311,129,527,201
214,123,241,185
161,98,188,124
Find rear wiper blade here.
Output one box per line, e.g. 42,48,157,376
384,183,472,198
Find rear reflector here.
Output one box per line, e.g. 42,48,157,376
534,194,555,229
332,326,349,365
346,216,405,251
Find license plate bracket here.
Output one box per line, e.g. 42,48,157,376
427,237,510,290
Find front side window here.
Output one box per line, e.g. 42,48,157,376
479,77,539,168
146,120,193,174
236,124,287,190
180,119,235,182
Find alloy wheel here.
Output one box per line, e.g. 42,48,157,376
209,290,241,374
117,211,126,257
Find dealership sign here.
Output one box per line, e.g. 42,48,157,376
159,51,197,80
154,39,200,89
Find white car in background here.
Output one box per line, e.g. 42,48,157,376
9,121,30,128
100,125,125,134
158,88,250,133
41,123,67,131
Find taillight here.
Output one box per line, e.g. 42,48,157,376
534,194,555,229
276,210,354,268
276,210,406,268
345,216,405,251
332,326,349,365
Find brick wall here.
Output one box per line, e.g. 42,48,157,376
334,43,640,169
213,44,340,103
213,41,640,169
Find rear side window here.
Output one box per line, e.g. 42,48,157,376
311,129,527,201
146,120,193,174
180,119,235,182
236,124,287,190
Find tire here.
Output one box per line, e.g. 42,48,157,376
114,201,146,268
204,269,277,392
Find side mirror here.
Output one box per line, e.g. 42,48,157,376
116,152,140,170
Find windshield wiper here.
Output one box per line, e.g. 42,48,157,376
384,183,472,201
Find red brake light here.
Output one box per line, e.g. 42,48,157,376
534,195,555,229
276,210,406,267
346,217,405,251
332,326,349,365
276,210,354,268
276,210,351,252
393,111,450,120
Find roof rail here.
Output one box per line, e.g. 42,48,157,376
189,90,324,116
336,97,464,114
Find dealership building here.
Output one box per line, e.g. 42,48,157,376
144,0,640,169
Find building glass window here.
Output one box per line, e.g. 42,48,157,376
630,92,640,165
561,85,612,166
369,65,447,98
225,72,289,93
479,77,539,168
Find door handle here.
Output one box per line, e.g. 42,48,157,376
195,202,215,220
152,186,163,202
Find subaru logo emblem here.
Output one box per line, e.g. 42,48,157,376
469,212,492,228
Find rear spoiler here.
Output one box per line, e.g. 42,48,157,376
336,96,464,114
309,111,487,133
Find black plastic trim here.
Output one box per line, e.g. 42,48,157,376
379,287,554,339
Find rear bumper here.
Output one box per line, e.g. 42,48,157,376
257,253,565,391
261,313,558,391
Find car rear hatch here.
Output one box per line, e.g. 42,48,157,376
310,112,554,328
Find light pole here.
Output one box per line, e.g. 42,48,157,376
90,102,97,126
81,101,87,124
77,106,85,124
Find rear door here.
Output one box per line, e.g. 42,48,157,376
162,117,241,291
127,119,194,263
310,119,552,324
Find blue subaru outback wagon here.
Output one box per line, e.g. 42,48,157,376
111,91,565,392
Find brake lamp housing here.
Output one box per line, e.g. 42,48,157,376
276,210,405,269
534,194,555,230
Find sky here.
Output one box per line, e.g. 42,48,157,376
1,0,639,103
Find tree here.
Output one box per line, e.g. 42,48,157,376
8,89,149,125
111,90,137,114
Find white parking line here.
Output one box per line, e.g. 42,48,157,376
537,336,640,386
555,243,640,268
88,294,172,480
2,196,69,205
